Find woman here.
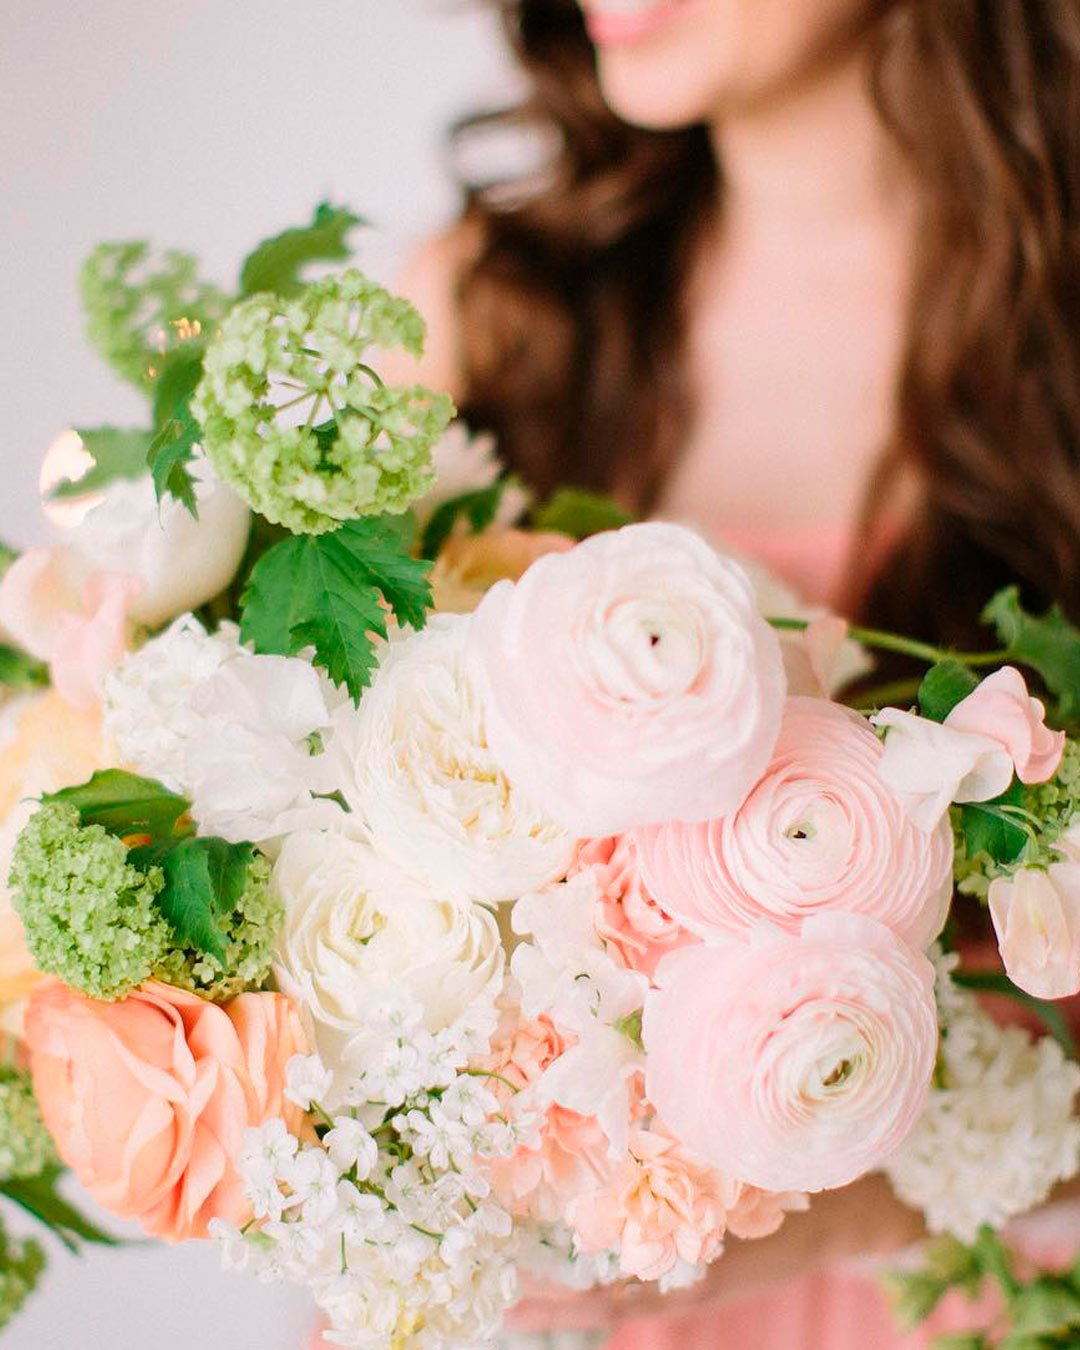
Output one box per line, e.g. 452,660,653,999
393,1,1080,1345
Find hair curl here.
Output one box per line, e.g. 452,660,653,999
453,0,1080,644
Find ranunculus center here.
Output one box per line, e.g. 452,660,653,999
586,598,705,703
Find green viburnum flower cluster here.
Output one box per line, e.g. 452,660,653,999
9,801,169,1001
192,269,454,534
0,1069,56,1184
0,1217,44,1335
80,241,229,389
153,854,281,1002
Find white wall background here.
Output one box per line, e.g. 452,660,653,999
0,2,515,1345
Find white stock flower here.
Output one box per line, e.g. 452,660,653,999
105,615,342,842
324,615,574,905
67,460,250,628
272,830,504,1088
886,956,1080,1240
871,708,1015,831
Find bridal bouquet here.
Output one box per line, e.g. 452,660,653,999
1,206,1079,1348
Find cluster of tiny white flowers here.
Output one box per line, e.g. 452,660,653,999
885,950,1080,1241
217,1049,524,1350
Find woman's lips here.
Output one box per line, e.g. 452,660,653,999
583,0,694,48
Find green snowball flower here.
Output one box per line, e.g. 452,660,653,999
1030,736,1080,849
192,269,454,534
80,241,229,389
9,802,169,1002
0,1217,44,1334
0,1070,56,1184
152,854,281,1001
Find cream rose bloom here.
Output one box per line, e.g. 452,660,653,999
272,830,504,1066
323,615,574,905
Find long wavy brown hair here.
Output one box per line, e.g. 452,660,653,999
453,0,1080,645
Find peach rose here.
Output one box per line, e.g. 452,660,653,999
635,697,954,950
946,666,1065,786
989,863,1080,1000
643,914,938,1194
571,835,698,980
431,529,575,614
26,978,306,1241
467,523,786,837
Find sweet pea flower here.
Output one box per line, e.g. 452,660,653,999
467,523,787,837
643,914,938,1194
945,667,1065,786
636,698,954,950
871,708,1015,832
25,979,306,1241
989,863,1080,1000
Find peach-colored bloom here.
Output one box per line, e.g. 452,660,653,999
643,914,938,1194
571,836,698,980
26,978,306,1242
636,697,954,950
946,666,1065,786
482,1014,613,1224
568,1126,733,1281
431,528,574,614
989,863,1080,1000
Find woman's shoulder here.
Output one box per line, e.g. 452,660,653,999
380,218,485,402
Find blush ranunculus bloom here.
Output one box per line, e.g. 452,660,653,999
945,666,1065,786
570,835,699,980
567,1125,803,1282
635,697,954,950
430,529,575,615
467,523,787,837
643,914,938,1194
25,978,306,1241
989,863,1080,1000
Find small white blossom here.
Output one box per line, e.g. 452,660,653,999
324,1117,379,1179
285,1054,333,1111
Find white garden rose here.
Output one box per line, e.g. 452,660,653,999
323,615,574,905
272,830,504,1068
67,460,250,628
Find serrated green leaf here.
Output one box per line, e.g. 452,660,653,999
0,643,48,691
420,482,508,560
1,1166,121,1252
151,350,205,430
152,836,255,963
240,517,432,703
532,487,633,539
239,202,363,299
960,779,1028,865
983,587,1080,725
919,660,980,723
49,427,152,500
46,770,192,845
148,409,199,516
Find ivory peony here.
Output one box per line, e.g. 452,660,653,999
989,863,1080,1000
323,616,573,905
635,697,954,950
643,914,938,1193
467,523,787,837
25,978,305,1241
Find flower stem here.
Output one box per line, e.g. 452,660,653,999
767,617,1009,671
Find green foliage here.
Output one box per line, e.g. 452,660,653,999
0,1070,57,1184
532,487,634,539
0,1215,45,1332
0,541,15,581
47,769,191,846
959,780,1029,867
240,516,432,702
1,1165,120,1253
0,644,48,692
133,836,256,966
147,405,200,515
420,481,509,559
952,970,1077,1060
919,660,981,723
239,201,363,299
49,426,152,499
983,587,1080,726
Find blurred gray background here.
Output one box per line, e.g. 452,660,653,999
0,1,514,1344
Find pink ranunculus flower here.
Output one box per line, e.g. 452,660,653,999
467,522,787,837
643,914,938,1194
26,978,307,1242
571,835,699,980
945,666,1065,786
635,697,954,950
481,1015,612,1224
989,863,1080,1000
